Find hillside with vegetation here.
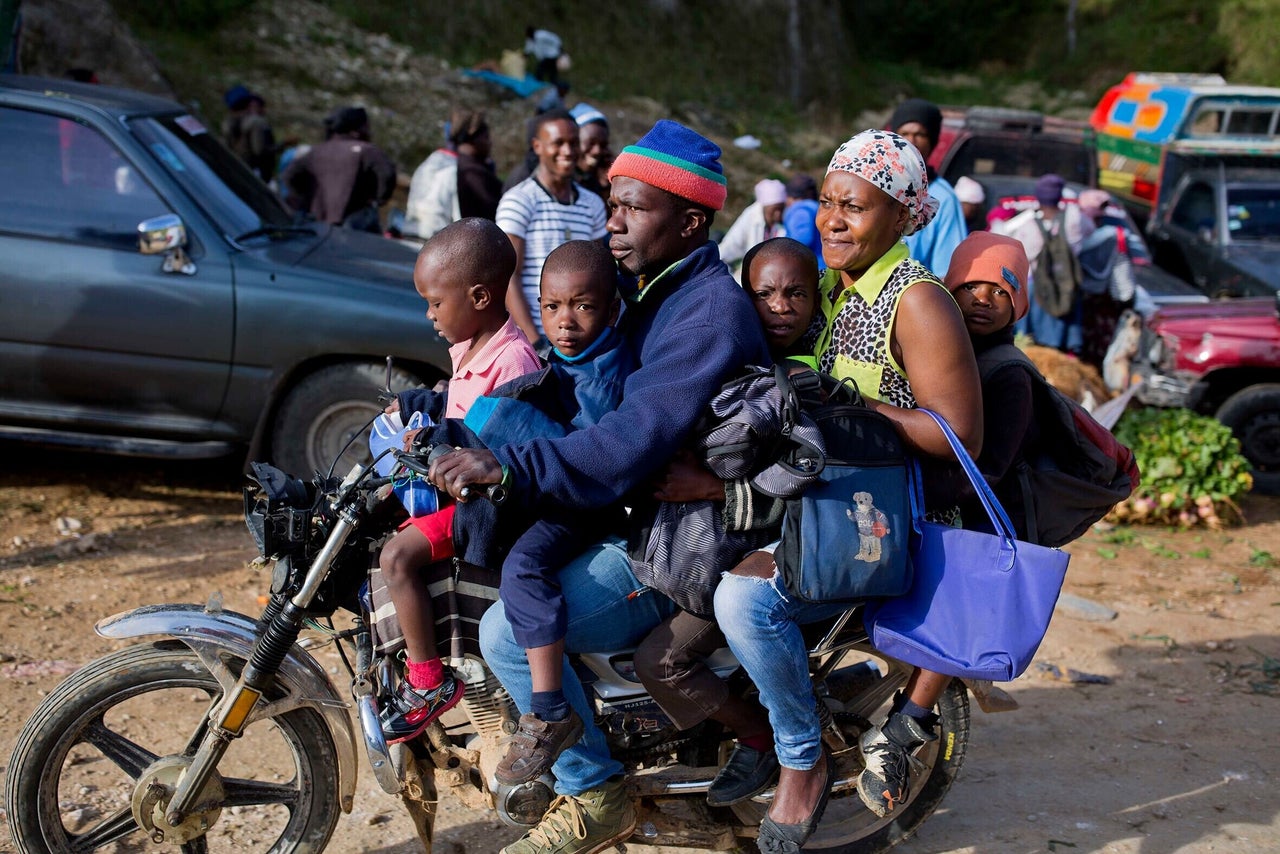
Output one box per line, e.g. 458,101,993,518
13,0,1280,215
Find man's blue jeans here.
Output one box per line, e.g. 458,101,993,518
478,538,672,795
713,568,850,770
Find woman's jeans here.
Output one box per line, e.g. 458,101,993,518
713,568,850,770
479,538,672,795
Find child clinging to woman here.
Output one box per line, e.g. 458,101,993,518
741,236,821,366
634,237,822,808
378,218,542,743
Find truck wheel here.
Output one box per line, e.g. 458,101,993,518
271,363,428,479
1216,384,1280,495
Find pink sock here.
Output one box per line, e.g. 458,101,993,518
407,657,444,691
739,733,773,753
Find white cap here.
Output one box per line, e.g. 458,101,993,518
954,175,985,205
754,178,787,207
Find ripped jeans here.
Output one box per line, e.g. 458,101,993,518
713,568,850,770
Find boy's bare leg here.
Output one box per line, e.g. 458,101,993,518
378,524,464,743
527,639,564,693
381,526,438,662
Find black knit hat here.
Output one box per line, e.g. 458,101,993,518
889,98,943,147
331,107,369,136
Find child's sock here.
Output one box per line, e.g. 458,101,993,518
898,698,934,723
738,732,773,753
407,657,445,692
530,689,570,722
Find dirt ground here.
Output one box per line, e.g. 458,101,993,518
0,451,1277,854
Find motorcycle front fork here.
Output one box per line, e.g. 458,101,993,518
164,513,358,826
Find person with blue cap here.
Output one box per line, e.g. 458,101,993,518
221,84,276,182
569,102,611,201
430,119,770,854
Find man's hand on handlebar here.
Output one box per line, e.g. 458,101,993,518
429,448,503,502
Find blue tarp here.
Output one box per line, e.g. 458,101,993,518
462,69,548,98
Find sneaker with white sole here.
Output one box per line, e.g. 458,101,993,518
856,711,938,817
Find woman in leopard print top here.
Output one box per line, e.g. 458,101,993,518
713,130,984,848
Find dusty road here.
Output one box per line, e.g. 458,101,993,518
0,451,1276,853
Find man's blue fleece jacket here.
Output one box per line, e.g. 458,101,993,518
492,241,771,509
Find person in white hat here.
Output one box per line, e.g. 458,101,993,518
715,178,788,279
954,175,987,233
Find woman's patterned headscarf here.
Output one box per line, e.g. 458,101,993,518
826,129,938,236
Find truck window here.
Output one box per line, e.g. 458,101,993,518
129,115,292,239
1225,109,1278,136
1171,182,1216,233
0,107,168,249
1189,108,1223,136
1226,187,1280,240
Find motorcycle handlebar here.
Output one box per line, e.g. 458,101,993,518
391,448,506,505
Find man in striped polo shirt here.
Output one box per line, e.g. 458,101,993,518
496,109,608,348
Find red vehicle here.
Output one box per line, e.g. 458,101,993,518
1134,294,1280,491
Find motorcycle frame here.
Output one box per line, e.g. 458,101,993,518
95,603,360,814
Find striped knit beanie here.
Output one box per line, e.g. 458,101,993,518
608,120,727,211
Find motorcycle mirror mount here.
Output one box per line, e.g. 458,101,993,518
378,356,395,406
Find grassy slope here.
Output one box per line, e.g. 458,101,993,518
112,0,1279,218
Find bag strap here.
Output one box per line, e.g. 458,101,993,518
918,409,1019,545
773,363,802,438
908,457,926,536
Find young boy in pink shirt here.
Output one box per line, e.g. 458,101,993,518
378,218,540,743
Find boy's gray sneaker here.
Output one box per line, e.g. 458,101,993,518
500,777,635,854
856,711,938,817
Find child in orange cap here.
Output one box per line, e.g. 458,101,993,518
935,231,1040,540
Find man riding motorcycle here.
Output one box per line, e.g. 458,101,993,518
429,119,771,853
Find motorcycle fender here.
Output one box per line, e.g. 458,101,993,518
96,603,358,814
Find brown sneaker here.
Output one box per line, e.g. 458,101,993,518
496,710,584,785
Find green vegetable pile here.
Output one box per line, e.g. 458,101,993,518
1110,407,1253,529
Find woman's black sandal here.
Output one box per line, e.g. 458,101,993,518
756,747,836,853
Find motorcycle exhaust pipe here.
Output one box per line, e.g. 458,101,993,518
352,673,405,795
627,756,858,801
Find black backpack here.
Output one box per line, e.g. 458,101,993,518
1034,217,1082,318
977,344,1140,547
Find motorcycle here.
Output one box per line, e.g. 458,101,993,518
5,378,1014,853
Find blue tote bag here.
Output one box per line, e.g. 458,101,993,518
864,410,1070,681
775,398,914,604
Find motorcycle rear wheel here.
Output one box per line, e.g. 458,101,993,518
5,641,341,853
731,658,971,853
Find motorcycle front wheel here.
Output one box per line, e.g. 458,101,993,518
6,641,341,853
